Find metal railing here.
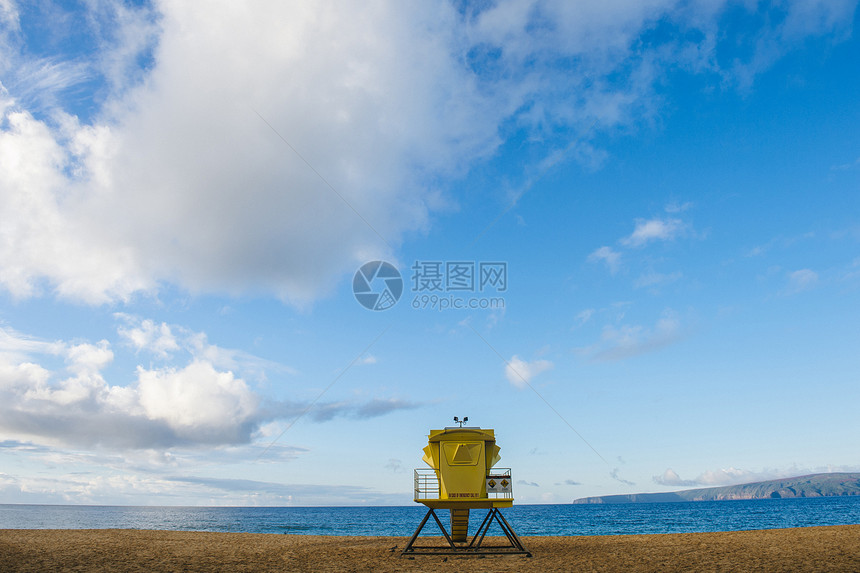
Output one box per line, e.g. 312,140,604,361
413,468,513,500
414,468,440,500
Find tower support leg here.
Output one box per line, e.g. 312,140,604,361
401,507,531,557
468,507,530,555
401,508,455,554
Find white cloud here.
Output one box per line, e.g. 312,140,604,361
651,465,860,488
304,397,419,422
0,468,407,506
0,107,152,303
0,1,19,79
622,217,685,247
0,332,260,448
185,332,296,383
831,156,860,171
788,268,819,292
633,270,682,289
0,471,188,506
384,458,402,472
577,310,684,362
0,0,17,27
573,308,595,327
0,0,850,305
653,468,698,486
88,1,161,98
136,361,258,443
841,257,860,284
0,322,408,449
117,317,180,359
694,467,761,486
610,468,635,486
587,246,622,274
664,201,693,213
353,397,417,418
0,324,64,362
744,232,816,258
65,341,113,374
1,1,517,305
505,355,553,389
586,214,691,277
161,475,404,506
723,0,856,90
116,313,294,381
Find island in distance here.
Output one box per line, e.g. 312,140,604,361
573,473,860,504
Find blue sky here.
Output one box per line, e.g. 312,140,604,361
0,0,858,506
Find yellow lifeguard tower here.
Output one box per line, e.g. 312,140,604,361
401,417,530,556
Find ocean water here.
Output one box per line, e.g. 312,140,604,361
2,497,860,537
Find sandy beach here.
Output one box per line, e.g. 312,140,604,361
1,525,859,572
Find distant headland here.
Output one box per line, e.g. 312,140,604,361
573,472,860,504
